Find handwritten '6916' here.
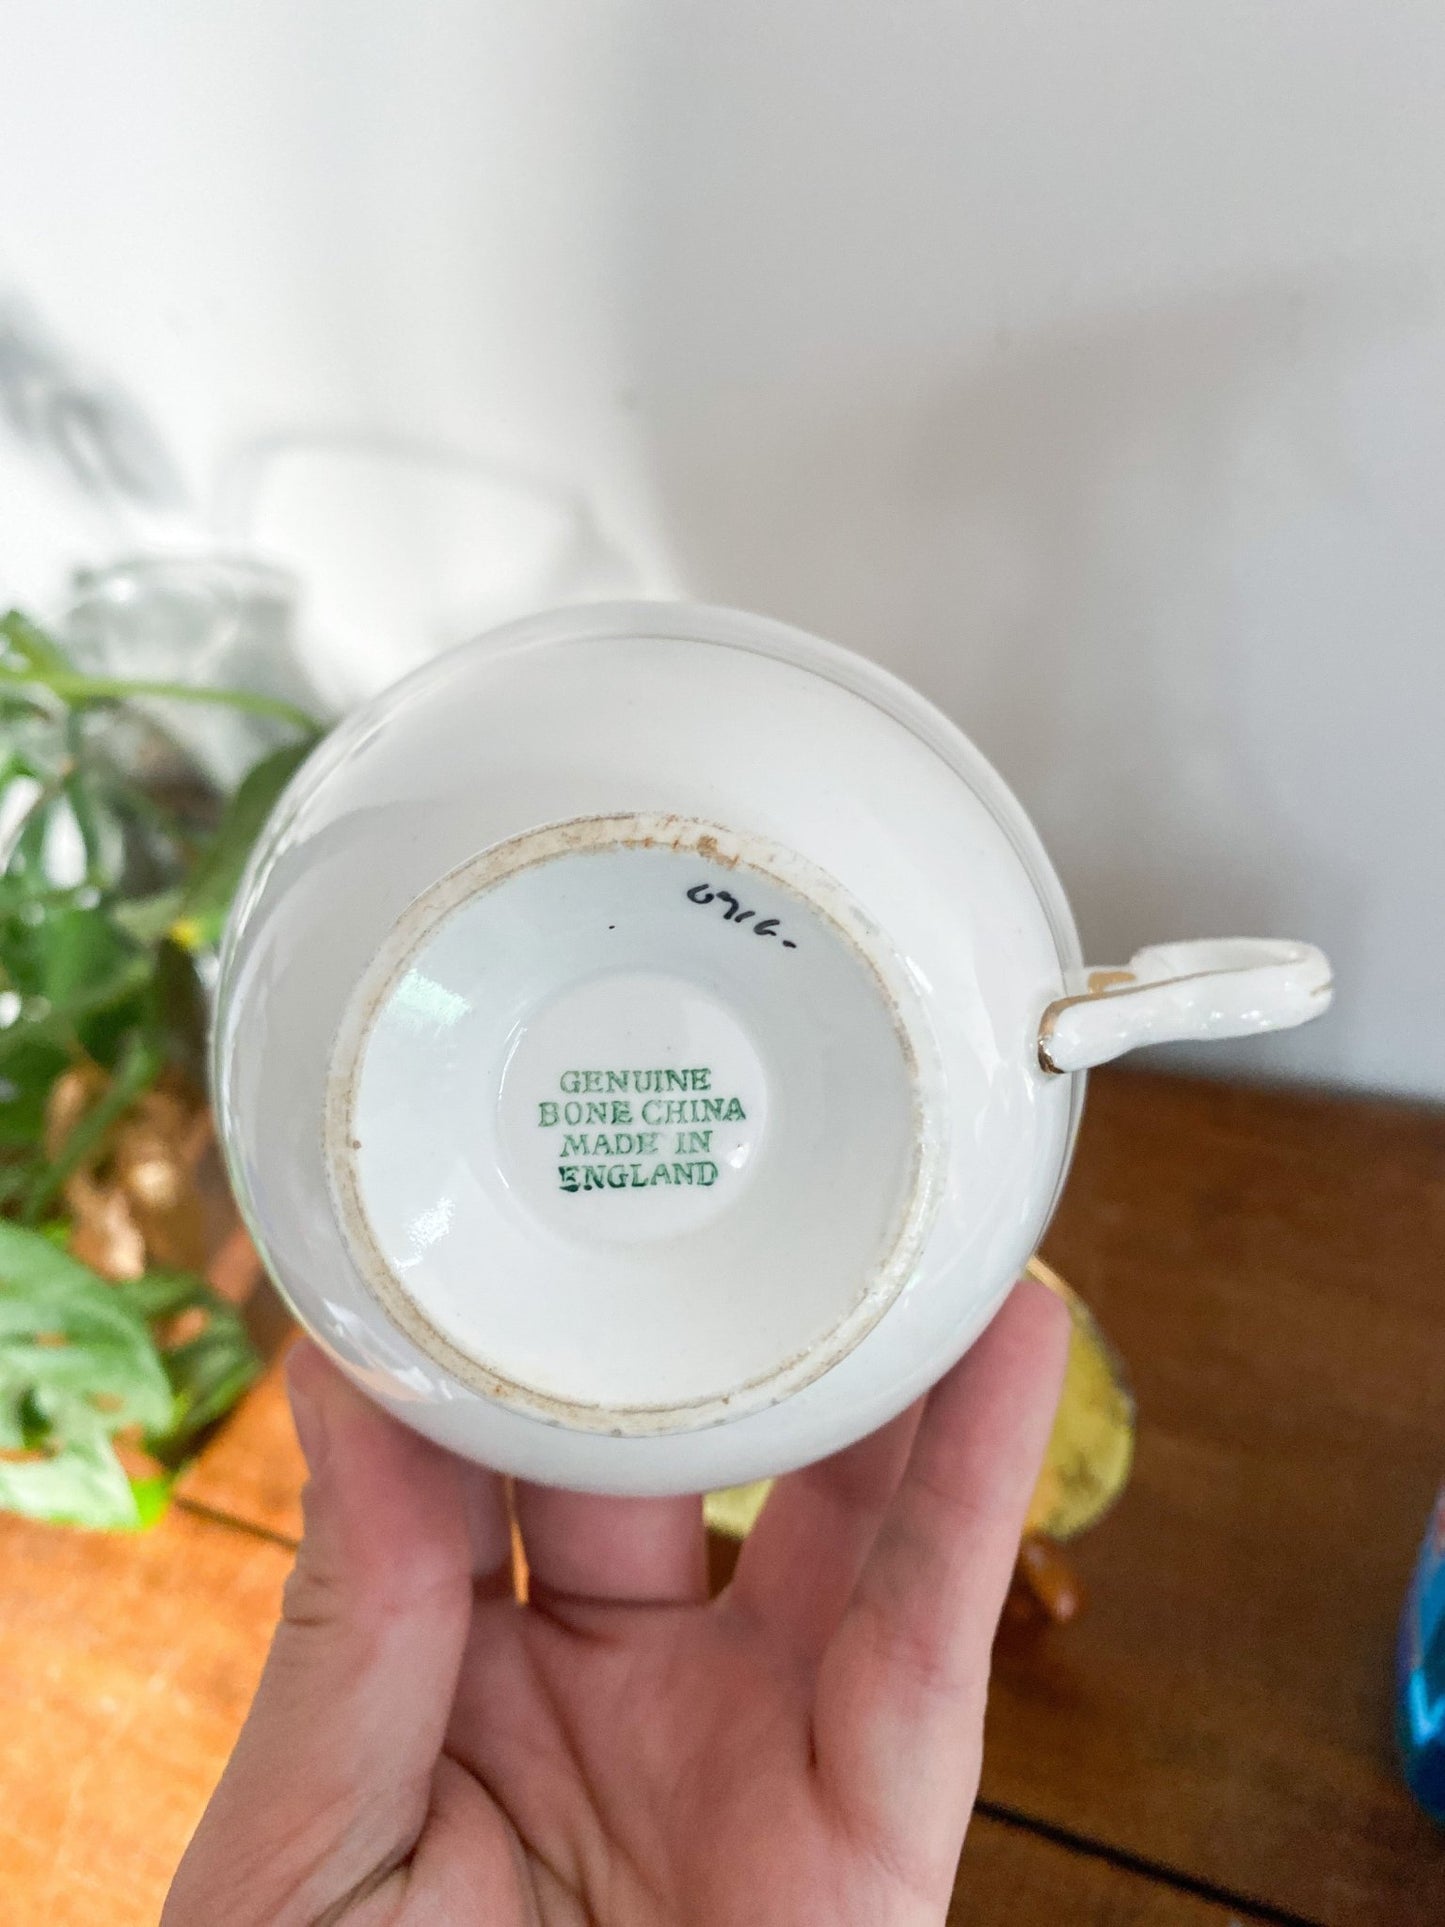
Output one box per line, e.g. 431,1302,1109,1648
685,883,798,948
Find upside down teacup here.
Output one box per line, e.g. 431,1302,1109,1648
214,602,1331,1493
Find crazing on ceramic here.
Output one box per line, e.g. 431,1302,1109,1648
214,600,1333,1494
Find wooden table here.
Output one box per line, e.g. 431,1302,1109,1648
3,1070,1443,1924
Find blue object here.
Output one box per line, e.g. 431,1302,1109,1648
1398,1484,1445,1823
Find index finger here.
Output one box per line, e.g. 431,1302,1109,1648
514,1482,707,1609
811,1279,1069,1848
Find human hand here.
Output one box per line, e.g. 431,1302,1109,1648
164,1279,1067,1926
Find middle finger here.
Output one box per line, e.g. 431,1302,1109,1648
514,1482,708,1607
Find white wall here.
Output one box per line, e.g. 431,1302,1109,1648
2,3,1442,1095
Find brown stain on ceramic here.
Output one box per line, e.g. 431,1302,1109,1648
321,811,944,1436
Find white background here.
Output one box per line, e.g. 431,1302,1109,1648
2,3,1442,1096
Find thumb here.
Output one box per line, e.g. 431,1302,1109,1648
165,1344,480,1927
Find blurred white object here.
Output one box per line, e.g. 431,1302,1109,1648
0,2,1441,1092
63,553,321,786
220,434,646,707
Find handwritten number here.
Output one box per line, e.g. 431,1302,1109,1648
684,886,797,951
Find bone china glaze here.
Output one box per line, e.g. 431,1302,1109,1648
214,603,1332,1494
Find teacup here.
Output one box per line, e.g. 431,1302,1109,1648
215,602,1331,1493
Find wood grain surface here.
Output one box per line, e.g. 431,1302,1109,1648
4,1068,1444,1924
952,1812,1272,1925
983,1071,1445,1926
0,1504,288,1927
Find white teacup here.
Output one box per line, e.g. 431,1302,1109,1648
215,602,1331,1493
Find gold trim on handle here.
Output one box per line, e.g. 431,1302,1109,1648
1037,958,1334,1076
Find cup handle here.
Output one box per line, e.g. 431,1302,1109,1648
1037,938,1333,1075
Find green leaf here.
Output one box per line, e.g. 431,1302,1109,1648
142,940,206,1088
74,986,160,1076
0,609,75,679
111,1269,208,1321
20,1027,162,1222
0,1228,210,1530
1,786,74,899
114,1270,262,1456
0,690,57,726
0,761,54,880
0,1384,25,1448
127,1471,174,1530
0,1230,259,1527
0,1413,140,1530
0,1037,69,1149
110,886,185,946
60,752,126,892
0,608,319,737
0,1220,174,1435
0,1163,36,1211
0,613,300,1528
173,741,312,951
0,899,148,1017
156,1320,260,1455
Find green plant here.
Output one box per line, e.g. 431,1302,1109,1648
0,1221,259,1528
0,609,321,1527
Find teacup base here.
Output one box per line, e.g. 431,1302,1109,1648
324,815,945,1434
